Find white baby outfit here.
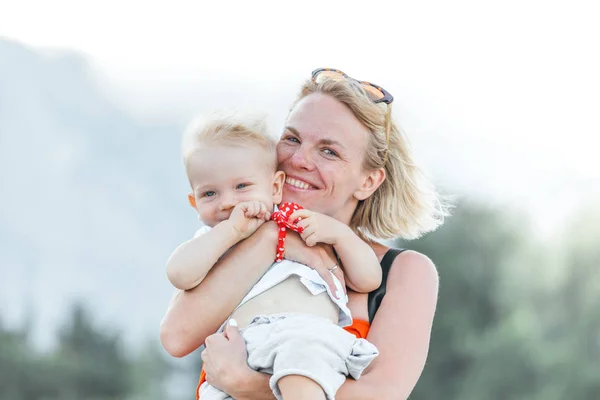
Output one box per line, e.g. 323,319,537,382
195,225,378,400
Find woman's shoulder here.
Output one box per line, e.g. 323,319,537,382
370,242,436,277
387,250,439,293
367,245,438,321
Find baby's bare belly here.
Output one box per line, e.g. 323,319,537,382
230,276,339,329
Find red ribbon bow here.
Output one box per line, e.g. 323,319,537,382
270,202,304,262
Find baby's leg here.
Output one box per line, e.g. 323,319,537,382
244,315,377,400
278,375,326,400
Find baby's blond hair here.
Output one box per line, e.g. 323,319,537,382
182,113,278,173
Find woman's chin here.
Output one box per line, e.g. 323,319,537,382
281,193,300,204
282,189,315,207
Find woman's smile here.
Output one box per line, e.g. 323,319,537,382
284,176,318,191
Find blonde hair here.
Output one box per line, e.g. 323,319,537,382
291,79,450,240
182,113,278,171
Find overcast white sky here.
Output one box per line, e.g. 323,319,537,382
2,0,599,231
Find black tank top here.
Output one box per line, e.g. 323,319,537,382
367,248,406,323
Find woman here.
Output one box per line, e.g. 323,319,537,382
161,68,447,399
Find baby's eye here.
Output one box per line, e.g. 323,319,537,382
203,191,216,197
236,183,249,189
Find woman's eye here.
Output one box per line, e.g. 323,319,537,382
203,191,216,197
323,148,338,157
284,136,300,143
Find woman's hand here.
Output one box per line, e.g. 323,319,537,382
201,321,253,393
201,321,276,400
282,230,346,299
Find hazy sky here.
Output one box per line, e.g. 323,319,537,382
2,0,599,230
1,0,599,354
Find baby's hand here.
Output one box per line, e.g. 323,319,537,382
289,209,350,247
229,201,271,240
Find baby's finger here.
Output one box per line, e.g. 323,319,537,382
289,209,311,223
304,232,318,247
233,202,247,213
236,201,249,215
252,201,261,216
255,202,264,216
299,225,316,242
244,201,257,217
257,202,269,219
295,218,311,230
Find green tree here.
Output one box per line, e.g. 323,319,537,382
405,201,600,400
128,338,171,400
406,203,538,400
1,301,173,400
0,317,31,400
527,205,600,400
52,301,131,399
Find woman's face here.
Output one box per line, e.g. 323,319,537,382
277,93,373,224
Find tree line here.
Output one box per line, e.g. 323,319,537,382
2,201,598,399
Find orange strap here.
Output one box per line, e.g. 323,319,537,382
195,319,370,399
343,318,370,339
196,368,206,400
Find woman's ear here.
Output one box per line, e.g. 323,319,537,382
354,168,386,201
188,193,197,208
272,171,285,204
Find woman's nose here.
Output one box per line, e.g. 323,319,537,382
289,147,314,171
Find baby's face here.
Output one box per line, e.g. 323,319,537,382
187,145,280,227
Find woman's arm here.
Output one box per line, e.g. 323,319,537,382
335,250,439,400
160,221,340,358
207,250,438,400
160,221,278,357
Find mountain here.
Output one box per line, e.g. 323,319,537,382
0,38,195,349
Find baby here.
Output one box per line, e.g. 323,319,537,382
166,115,382,400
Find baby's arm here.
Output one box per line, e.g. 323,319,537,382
290,210,382,293
166,201,271,290
332,226,382,293
166,219,244,290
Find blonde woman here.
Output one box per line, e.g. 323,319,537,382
161,68,448,399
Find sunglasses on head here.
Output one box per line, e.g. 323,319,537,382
311,68,394,105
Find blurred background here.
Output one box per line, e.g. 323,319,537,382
1,1,599,399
